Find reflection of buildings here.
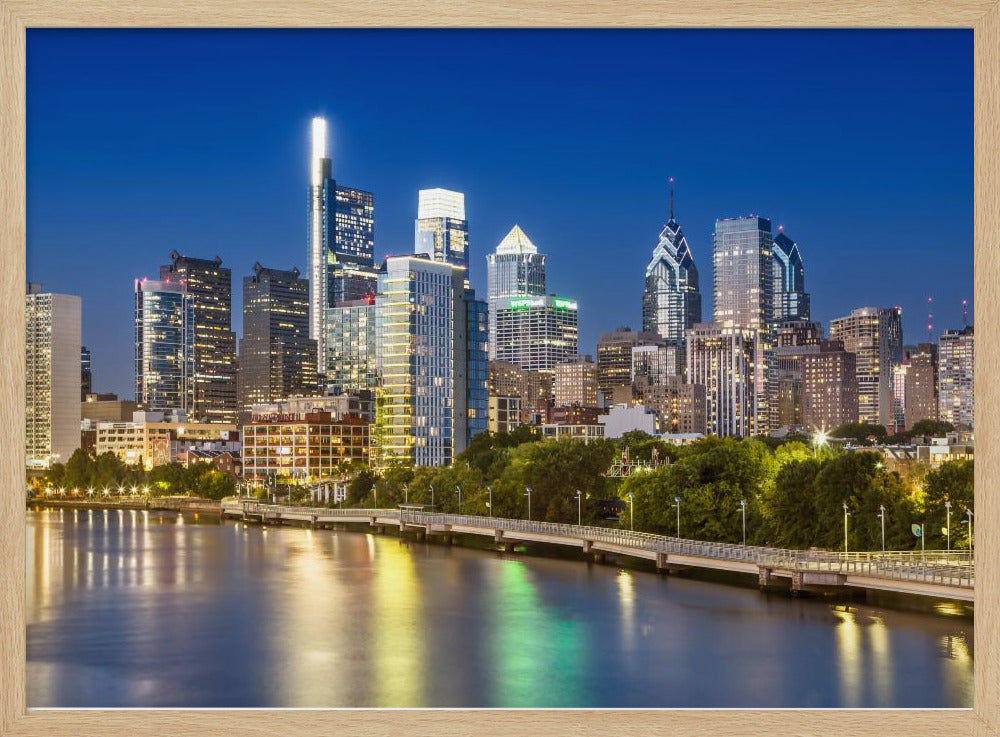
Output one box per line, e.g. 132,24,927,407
27,284,82,469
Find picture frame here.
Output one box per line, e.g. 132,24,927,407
1,1,996,735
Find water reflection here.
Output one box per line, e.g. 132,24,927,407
26,509,974,708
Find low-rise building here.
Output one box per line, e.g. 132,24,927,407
488,395,522,434
539,423,605,443
96,411,238,469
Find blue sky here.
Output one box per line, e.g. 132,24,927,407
27,29,973,398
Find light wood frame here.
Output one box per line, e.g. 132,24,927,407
1,2,997,735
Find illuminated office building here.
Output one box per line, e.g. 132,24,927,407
938,326,974,429
492,295,579,375
771,229,810,322
829,306,903,428
415,188,469,276
160,251,237,423
135,279,195,414
597,328,663,395
326,297,377,394
903,343,939,430
26,284,81,469
686,321,758,438
80,346,91,400
554,356,599,408
486,225,547,359
641,181,701,371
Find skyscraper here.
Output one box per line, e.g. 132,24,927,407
713,216,775,433
938,326,974,429
135,278,194,413
326,297,377,395
642,180,701,373
554,356,599,408
238,263,318,413
160,251,237,423
687,321,758,438
486,225,547,359
374,255,482,468
829,306,903,428
801,341,858,431
492,295,579,374
903,343,938,429
771,228,810,322
308,116,377,372
415,188,469,274
27,285,81,469
596,328,663,396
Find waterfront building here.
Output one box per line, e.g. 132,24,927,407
771,229,810,322
135,278,194,414
596,328,662,395
486,225,546,359
642,376,708,435
26,285,82,469
904,343,939,429
326,297,377,394
488,395,522,434
242,410,369,483
641,181,702,372
96,410,237,470
938,326,974,429
801,341,858,431
307,116,377,371
686,321,758,438
160,251,238,423
553,356,599,408
829,306,903,428
492,294,579,374
415,188,469,275
713,216,775,433
80,346,91,400
373,255,487,468
238,263,317,415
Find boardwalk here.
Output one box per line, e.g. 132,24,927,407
221,500,974,602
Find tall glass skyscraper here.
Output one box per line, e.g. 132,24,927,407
415,188,469,275
771,229,810,322
326,297,377,395
160,251,237,423
642,182,701,373
134,279,194,413
308,116,377,372
486,225,547,359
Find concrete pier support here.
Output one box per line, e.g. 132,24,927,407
503,541,516,553
494,529,504,544
758,567,773,587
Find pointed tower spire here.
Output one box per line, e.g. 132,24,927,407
668,176,675,221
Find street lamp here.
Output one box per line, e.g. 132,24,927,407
673,496,682,537
403,483,408,505
430,482,435,509
488,486,493,518
456,485,462,514
374,484,378,510
576,490,583,526
877,504,886,553
525,487,532,521
944,500,952,551
740,499,747,546
627,492,634,531
813,429,828,459
843,502,850,554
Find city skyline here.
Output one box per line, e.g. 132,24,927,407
27,29,973,398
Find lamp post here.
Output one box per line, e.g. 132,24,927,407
576,490,583,526
627,492,634,531
488,486,493,518
374,485,378,510
673,496,681,537
456,485,462,514
843,502,850,554
403,483,408,505
430,483,435,510
740,499,747,546
877,504,886,553
945,500,952,551
525,487,532,521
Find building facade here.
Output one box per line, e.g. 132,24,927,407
96,411,237,470
326,297,377,394
80,346,91,400
242,410,369,482
135,278,194,414
26,286,82,469
771,230,810,322
687,322,758,438
492,295,579,374
596,328,662,396
415,188,469,274
641,376,708,435
489,361,550,424
160,251,238,423
801,341,858,431
553,356,599,408
238,263,318,414
938,326,974,429
829,306,903,428
904,343,939,429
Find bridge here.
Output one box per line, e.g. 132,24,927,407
221,500,974,602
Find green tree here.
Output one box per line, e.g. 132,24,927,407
921,459,974,549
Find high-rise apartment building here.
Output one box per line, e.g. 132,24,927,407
631,342,682,387
553,356,599,408
938,326,974,429
160,251,237,423
801,341,858,431
26,285,81,469
326,297,377,395
238,264,317,414
489,361,550,424
135,278,194,414
596,328,662,395
373,255,486,468
308,117,377,372
829,306,903,428
687,322,758,438
643,376,707,435
903,343,938,430
492,295,578,374
486,225,547,360
642,182,701,372
415,188,469,274
771,229,810,322
713,216,775,433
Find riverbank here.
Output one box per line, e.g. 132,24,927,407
27,498,222,514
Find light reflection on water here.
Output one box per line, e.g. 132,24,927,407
26,508,974,708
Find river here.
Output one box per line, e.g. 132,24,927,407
26,507,973,708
